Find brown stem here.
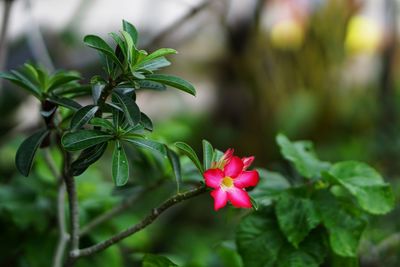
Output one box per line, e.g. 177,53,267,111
72,185,206,258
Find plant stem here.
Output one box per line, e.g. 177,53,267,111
43,149,69,267
62,152,80,263
72,185,207,258
80,180,164,236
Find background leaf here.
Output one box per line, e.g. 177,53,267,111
112,141,129,186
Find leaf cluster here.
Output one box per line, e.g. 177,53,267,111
237,134,395,267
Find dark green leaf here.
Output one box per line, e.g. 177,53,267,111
166,147,182,192
137,80,167,91
123,136,166,155
112,89,141,127
70,105,99,130
140,112,153,131
236,208,285,267
142,254,178,267
327,161,395,215
83,35,123,69
202,139,213,170
47,96,82,111
89,117,115,132
276,191,320,247
175,142,203,173
71,142,108,176
15,129,49,177
62,130,113,151
146,74,196,96
314,191,366,257
250,169,290,206
122,20,138,45
112,141,129,186
276,134,330,179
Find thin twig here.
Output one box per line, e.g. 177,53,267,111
144,0,214,47
44,149,70,267
80,180,164,236
72,185,207,258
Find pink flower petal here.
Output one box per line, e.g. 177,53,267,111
234,170,259,188
223,156,244,178
241,156,255,170
204,169,224,189
211,188,228,211
222,148,234,162
227,188,252,208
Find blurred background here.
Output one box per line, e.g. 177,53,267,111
1,0,400,266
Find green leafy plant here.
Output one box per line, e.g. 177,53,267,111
236,134,395,267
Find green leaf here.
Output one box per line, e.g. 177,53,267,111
136,57,171,72
166,147,182,192
70,105,99,130
47,96,82,111
89,117,115,132
62,130,113,151
236,208,285,267
122,20,138,45
314,191,366,257
175,142,203,173
140,48,177,64
15,129,49,177
137,80,167,91
202,139,213,170
123,136,166,155
0,71,41,98
47,71,81,91
146,74,196,96
250,169,290,206
217,242,243,267
275,191,320,247
142,254,178,267
71,142,108,176
112,141,129,186
140,112,153,131
276,134,330,179
327,161,395,214
112,90,141,127
83,35,123,69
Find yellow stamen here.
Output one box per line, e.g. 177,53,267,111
221,177,234,189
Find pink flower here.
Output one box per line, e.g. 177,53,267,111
204,149,259,211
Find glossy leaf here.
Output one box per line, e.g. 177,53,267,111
15,129,49,177
89,117,115,132
0,71,41,98
276,191,320,247
112,90,141,127
202,139,213,170
146,74,196,96
327,161,395,214
84,35,123,69
276,134,330,179
47,96,82,111
166,147,182,192
142,254,178,267
62,130,113,151
140,48,177,64
136,57,171,72
137,80,167,91
71,142,108,176
122,20,138,45
140,112,153,131
112,141,129,186
47,71,81,91
123,136,166,155
175,142,203,173
70,105,99,130
250,169,290,205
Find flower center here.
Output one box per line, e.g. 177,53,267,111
221,176,234,189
